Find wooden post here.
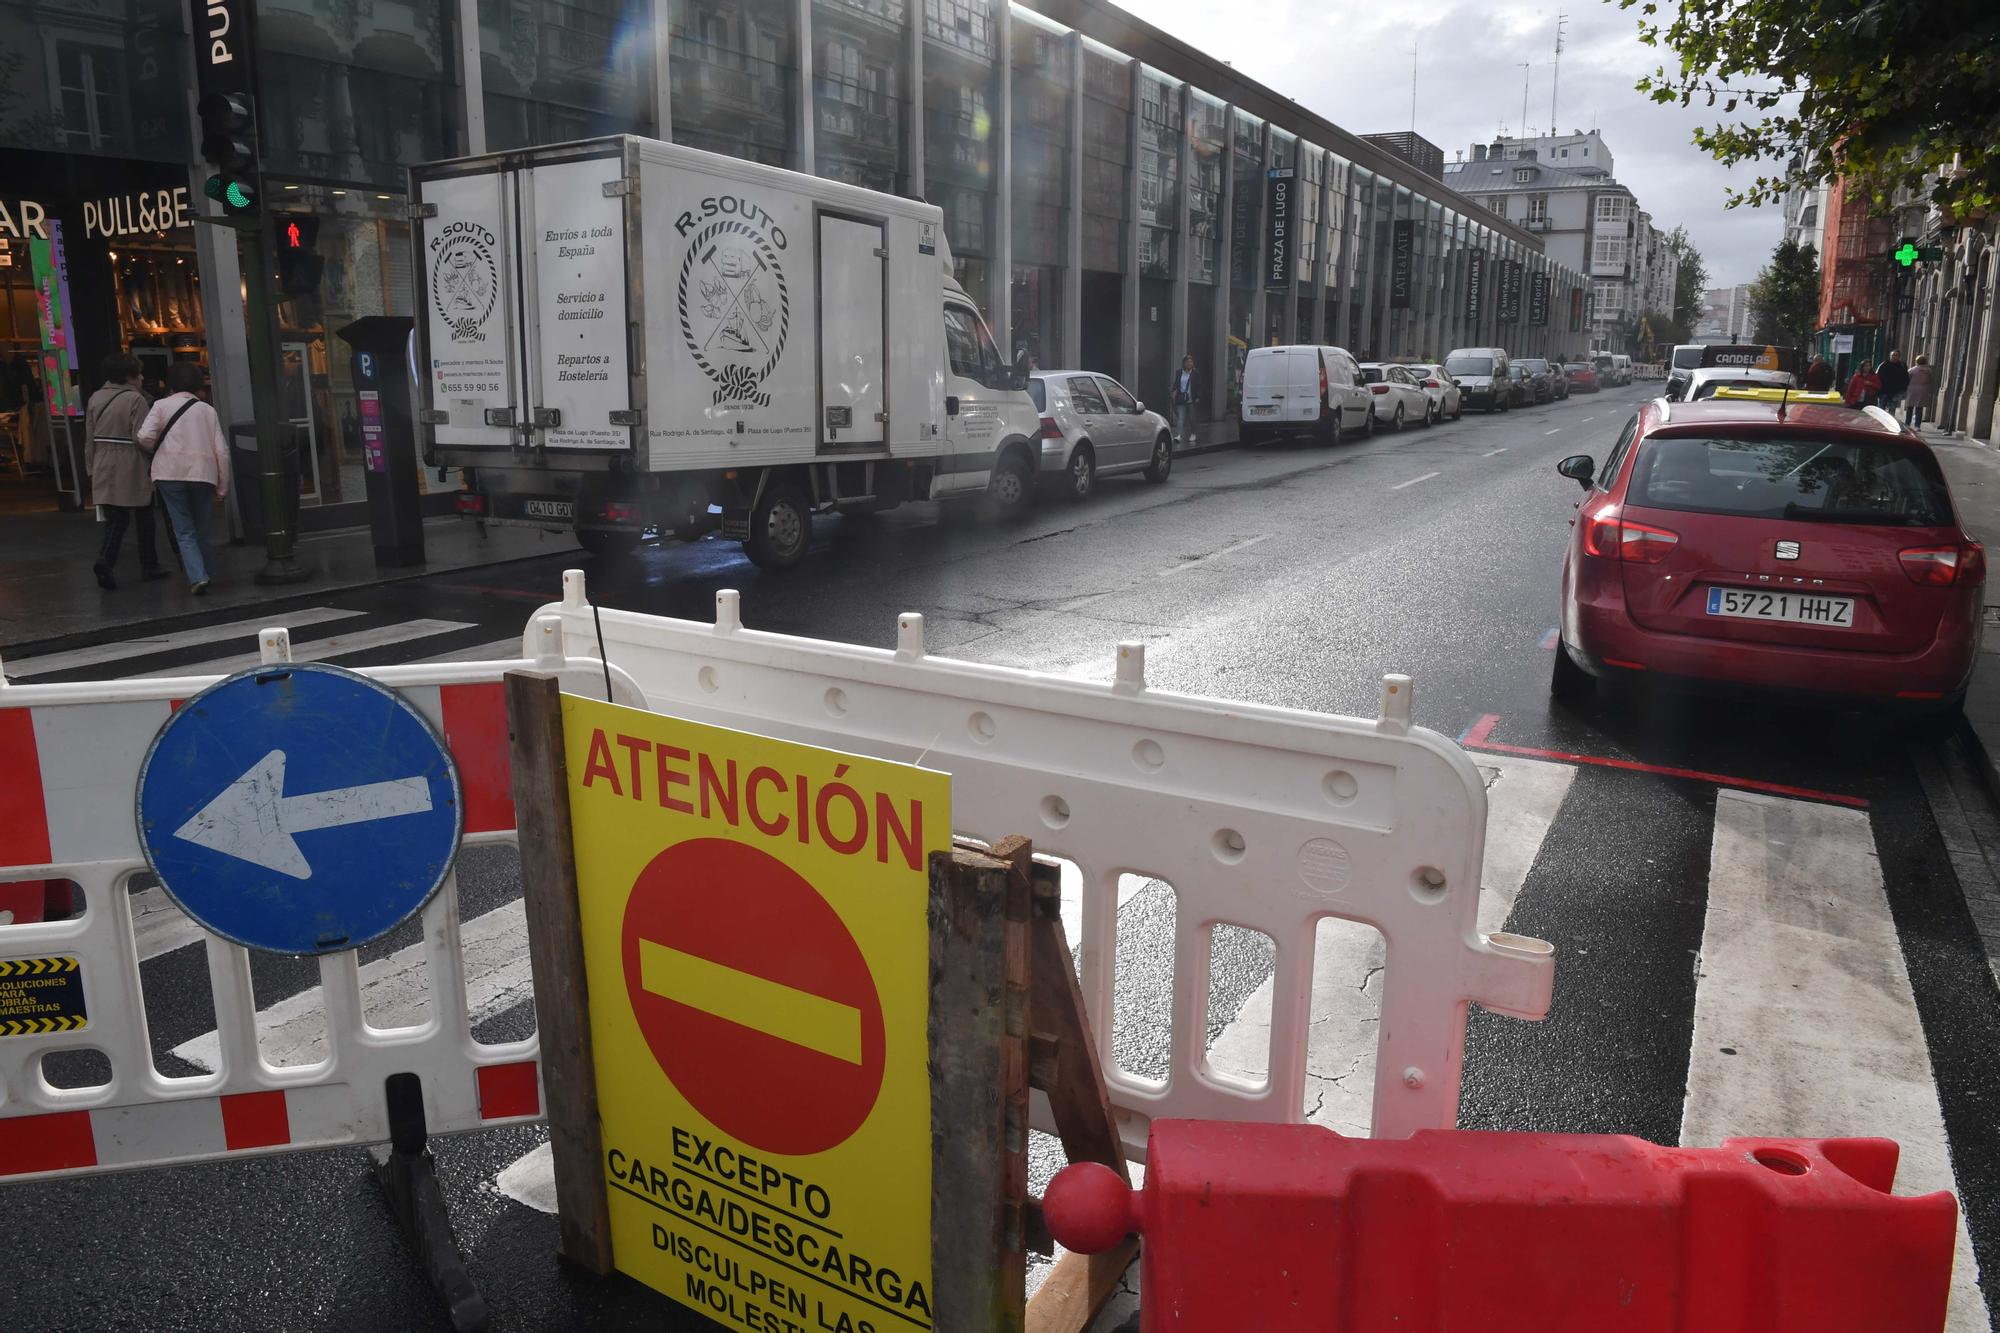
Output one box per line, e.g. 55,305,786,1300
929,843,1031,1331
504,669,613,1275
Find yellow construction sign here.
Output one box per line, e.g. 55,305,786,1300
564,694,949,1333
0,955,87,1038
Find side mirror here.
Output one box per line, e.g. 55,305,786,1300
1556,455,1595,489
1014,348,1032,377
1133,400,1145,413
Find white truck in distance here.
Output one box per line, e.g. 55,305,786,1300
410,135,1042,568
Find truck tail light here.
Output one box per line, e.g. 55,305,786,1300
1319,364,1329,399
1040,416,1064,439
454,493,487,516
1899,543,1984,586
1584,506,1678,564
601,502,637,523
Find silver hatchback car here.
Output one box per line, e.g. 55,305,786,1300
1028,370,1176,500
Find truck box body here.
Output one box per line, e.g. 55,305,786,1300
412,135,960,474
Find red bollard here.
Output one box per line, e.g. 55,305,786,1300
1043,1120,1958,1332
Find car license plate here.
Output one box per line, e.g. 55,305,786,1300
1249,404,1277,416
522,498,574,519
1705,587,1854,627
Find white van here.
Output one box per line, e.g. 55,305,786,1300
410,134,1045,569
1444,347,1511,412
1239,345,1373,445
1610,353,1633,385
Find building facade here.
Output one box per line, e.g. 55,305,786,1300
1694,284,1754,342
0,0,1584,530
1443,133,1676,355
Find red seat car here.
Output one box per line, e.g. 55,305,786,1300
1551,397,1983,712
1564,363,1600,394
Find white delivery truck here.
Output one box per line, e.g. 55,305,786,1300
409,135,1043,568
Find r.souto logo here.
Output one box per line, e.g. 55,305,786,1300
430,220,498,344
674,195,790,408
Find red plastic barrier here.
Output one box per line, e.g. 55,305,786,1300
1043,1120,1958,1332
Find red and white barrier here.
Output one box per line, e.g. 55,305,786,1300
0,618,641,1182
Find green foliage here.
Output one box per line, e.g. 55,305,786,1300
1621,0,2000,211
1665,226,1709,332
1749,238,1822,353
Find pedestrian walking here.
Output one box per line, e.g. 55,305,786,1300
85,353,168,590
1875,350,1909,416
1805,357,1835,392
1905,355,1936,430
1169,353,1201,447
1844,359,1880,408
138,362,231,596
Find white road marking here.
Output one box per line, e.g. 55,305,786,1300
423,637,532,663
5,608,362,678
1389,471,1441,490
1683,791,1989,1332
130,886,208,962
172,899,533,1072
1545,428,1563,436
1206,753,1576,1134
1156,533,1271,577
174,618,476,675
1582,416,1596,423
1482,448,1508,457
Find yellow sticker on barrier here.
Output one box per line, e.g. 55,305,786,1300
0,955,87,1037
564,694,948,1333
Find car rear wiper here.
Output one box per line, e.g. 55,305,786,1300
1780,504,1920,525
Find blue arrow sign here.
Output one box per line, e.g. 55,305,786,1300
136,663,463,955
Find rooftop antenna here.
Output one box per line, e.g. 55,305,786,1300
1518,63,1533,142
1550,12,1567,134
1409,37,1419,133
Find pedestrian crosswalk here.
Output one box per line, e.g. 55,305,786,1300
0,607,525,684
24,619,1993,1327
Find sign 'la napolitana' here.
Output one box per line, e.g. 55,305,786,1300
563,694,948,1333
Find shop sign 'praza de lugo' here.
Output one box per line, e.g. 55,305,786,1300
565,695,948,1333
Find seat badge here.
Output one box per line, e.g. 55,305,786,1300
1775,540,1801,560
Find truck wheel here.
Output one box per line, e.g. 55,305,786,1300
1145,433,1173,482
982,450,1035,522
576,529,641,560
746,484,811,570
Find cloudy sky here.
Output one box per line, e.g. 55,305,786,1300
1115,0,1782,289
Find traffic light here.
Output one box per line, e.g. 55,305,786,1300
274,214,325,296
198,92,259,217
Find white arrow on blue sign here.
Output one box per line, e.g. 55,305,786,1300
137,662,463,955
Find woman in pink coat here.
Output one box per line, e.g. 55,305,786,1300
1905,355,1936,430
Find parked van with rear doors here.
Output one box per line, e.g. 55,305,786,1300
1240,345,1373,445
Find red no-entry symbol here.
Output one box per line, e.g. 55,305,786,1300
620,838,886,1156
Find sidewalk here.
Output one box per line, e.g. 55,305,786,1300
0,510,570,649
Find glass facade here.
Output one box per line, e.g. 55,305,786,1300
0,0,1582,530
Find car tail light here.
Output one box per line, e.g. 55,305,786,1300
1370,384,1390,395
1040,416,1063,439
1583,505,1678,564
1425,378,1441,388
601,501,637,523
454,493,487,515
1899,543,1985,585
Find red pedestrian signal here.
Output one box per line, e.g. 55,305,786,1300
286,222,301,249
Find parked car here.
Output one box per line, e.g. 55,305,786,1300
1401,362,1464,422
1359,363,1434,430
1240,345,1374,445
1610,353,1634,385
1564,362,1601,393
1505,363,1543,406
1550,397,1982,713
1444,347,1512,413
1517,357,1567,401
1029,370,1174,499
1682,367,1796,401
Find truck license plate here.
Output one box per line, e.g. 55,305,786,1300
523,499,574,520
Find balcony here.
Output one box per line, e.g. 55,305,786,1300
1524,217,1552,232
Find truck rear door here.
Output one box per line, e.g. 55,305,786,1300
818,212,886,450
519,150,637,454
414,163,520,451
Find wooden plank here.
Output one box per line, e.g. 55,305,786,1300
1025,859,1129,1177
504,669,613,1275
1024,1242,1140,1333
929,842,1030,1332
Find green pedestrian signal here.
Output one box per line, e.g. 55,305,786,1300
1894,240,1920,268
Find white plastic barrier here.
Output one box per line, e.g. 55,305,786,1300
0,619,642,1182
528,571,1554,1149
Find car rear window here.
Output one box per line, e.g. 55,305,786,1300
1518,359,1547,373
1630,435,1953,527
1445,356,1490,375
1361,367,1384,383
1028,379,1047,411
